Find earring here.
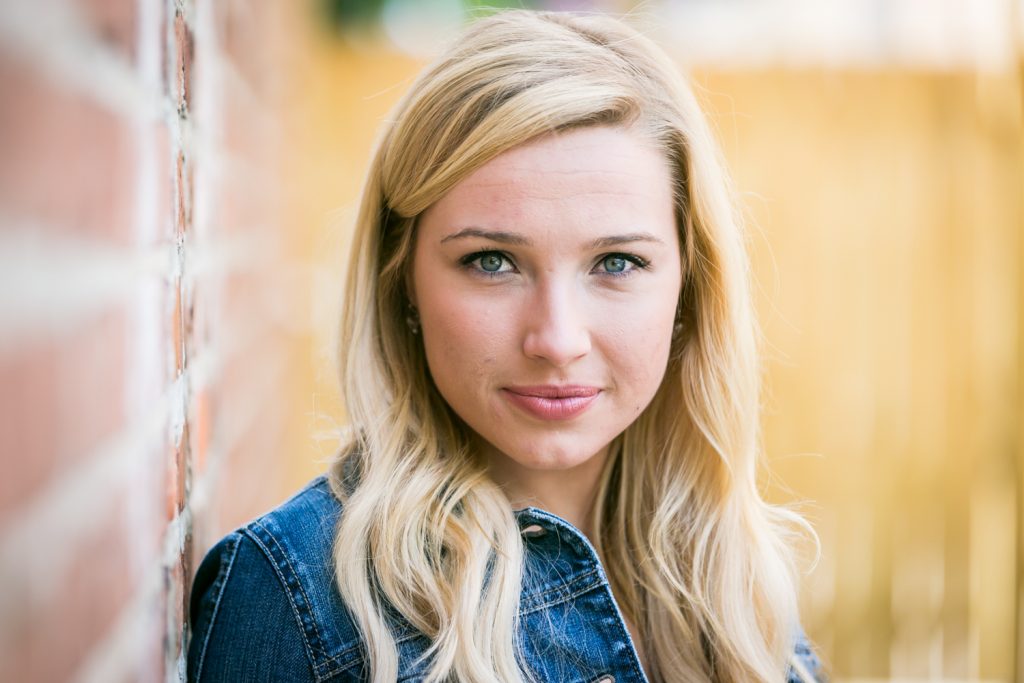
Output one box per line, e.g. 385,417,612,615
405,303,421,335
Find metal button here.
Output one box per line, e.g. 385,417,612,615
520,523,546,538
594,676,615,683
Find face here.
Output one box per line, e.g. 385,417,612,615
409,125,682,477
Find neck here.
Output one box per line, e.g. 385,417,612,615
482,443,611,542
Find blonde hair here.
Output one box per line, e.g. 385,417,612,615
329,10,814,682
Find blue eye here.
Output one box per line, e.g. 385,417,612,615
460,250,514,276
596,253,647,277
479,253,505,272
602,255,628,273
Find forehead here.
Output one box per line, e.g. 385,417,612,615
418,126,678,243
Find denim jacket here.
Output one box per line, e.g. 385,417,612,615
188,476,824,682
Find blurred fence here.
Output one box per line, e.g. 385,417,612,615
708,68,1022,681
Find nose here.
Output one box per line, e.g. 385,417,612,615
521,280,591,367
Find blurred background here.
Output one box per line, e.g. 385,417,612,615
0,0,1021,680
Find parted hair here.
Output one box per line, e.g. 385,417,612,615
328,9,814,682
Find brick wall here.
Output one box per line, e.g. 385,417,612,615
0,1,298,680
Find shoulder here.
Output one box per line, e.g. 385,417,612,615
787,628,827,683
188,476,368,682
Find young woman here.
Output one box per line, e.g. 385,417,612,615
188,10,824,683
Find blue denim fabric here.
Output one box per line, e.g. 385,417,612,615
188,476,824,682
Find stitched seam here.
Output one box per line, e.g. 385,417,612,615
596,586,646,682
250,522,325,649
527,568,602,604
519,570,603,615
519,568,602,614
247,522,364,677
314,641,366,670
387,570,601,648
193,534,240,682
244,526,328,679
280,478,364,674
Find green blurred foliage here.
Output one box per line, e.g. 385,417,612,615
320,0,387,29
320,0,540,30
463,0,541,12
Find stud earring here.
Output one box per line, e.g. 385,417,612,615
673,304,685,337
405,304,421,335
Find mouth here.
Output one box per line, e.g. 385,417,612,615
501,385,601,421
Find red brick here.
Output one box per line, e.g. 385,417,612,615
221,269,260,319
175,150,194,234
0,336,59,521
182,284,196,360
214,0,283,103
181,520,195,599
191,273,213,349
0,308,129,519
190,388,212,476
149,120,175,242
143,118,176,244
2,494,159,681
80,0,138,63
209,335,293,534
166,421,189,522
220,74,277,169
214,3,286,170
0,56,136,243
139,606,165,683
171,285,185,374
173,11,195,110
217,431,287,536
189,490,219,577
213,157,284,243
164,546,187,675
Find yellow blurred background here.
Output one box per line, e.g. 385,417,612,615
274,1,1024,680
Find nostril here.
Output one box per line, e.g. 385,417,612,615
520,296,592,366
520,524,546,538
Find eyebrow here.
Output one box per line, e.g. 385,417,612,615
440,227,530,246
439,227,666,249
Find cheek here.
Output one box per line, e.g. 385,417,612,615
600,299,676,391
419,293,514,389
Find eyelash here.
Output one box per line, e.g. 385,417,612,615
458,250,650,279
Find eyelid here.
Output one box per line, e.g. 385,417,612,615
593,252,650,276
457,249,650,277
459,249,517,275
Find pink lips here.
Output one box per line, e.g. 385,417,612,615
501,385,601,421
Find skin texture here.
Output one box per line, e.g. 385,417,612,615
410,125,682,535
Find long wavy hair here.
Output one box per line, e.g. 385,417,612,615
328,10,814,683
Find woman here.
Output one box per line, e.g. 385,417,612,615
188,10,824,683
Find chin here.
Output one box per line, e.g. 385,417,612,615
499,438,609,472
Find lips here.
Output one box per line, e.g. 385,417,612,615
501,385,601,421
